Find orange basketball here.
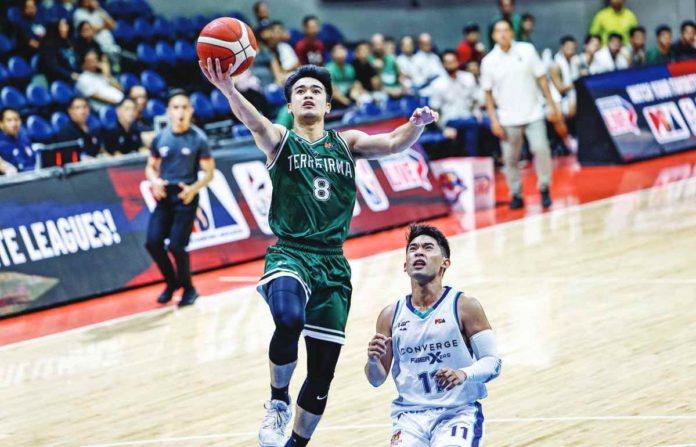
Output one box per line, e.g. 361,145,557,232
197,17,258,77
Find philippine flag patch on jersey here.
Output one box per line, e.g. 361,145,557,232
391,430,402,445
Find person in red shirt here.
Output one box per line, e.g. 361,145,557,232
294,15,325,66
456,23,485,68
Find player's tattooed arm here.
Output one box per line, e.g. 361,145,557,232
340,106,439,158
365,304,396,387
199,57,284,159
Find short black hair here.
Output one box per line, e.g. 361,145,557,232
629,26,646,37
270,20,284,28
440,49,458,62
127,84,147,98
560,35,576,45
585,33,601,44
463,23,480,34
406,223,450,258
0,107,20,121
608,32,623,42
492,18,513,31
252,1,266,14
681,20,696,33
655,24,672,36
522,13,535,22
302,15,319,27
68,95,88,108
166,88,189,104
116,97,136,108
77,20,91,33
283,65,333,103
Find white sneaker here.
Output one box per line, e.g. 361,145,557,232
258,399,292,447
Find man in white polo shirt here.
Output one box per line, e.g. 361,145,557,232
481,18,560,209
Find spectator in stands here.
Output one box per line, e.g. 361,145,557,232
75,20,110,71
103,97,145,155
76,49,124,110
14,0,46,59
39,18,79,83
624,26,647,66
411,33,445,90
56,96,102,157
578,34,601,75
457,23,485,68
294,15,324,66
128,85,151,131
384,36,396,56
549,35,580,153
352,40,380,96
252,23,279,88
396,35,417,88
589,0,638,45
672,20,696,61
325,43,360,108
488,0,522,47
647,25,676,64
253,1,270,26
369,33,408,98
590,33,628,73
72,0,119,55
464,60,485,106
481,18,559,209
271,21,300,75
0,108,35,173
519,13,535,44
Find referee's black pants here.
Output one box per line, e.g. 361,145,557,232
145,185,199,291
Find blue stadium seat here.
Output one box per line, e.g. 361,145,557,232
264,84,286,107
1,86,28,110
190,92,215,122
133,18,152,41
140,70,166,96
6,7,21,24
105,1,128,20
50,80,75,107
51,111,70,134
131,0,153,18
288,29,303,47
118,73,139,93
382,98,402,113
136,43,157,67
192,15,209,33
359,101,381,117
26,84,52,108
0,64,8,85
113,20,135,47
318,23,344,49
7,56,33,85
153,17,173,41
228,11,249,24
174,40,197,63
30,54,41,73
0,33,15,59
143,98,166,120
173,17,195,38
26,115,54,143
99,106,118,130
400,95,420,115
419,130,446,145
210,89,230,116
87,113,101,132
46,4,71,21
155,41,176,66
232,123,251,139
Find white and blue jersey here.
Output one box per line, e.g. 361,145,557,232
390,286,488,417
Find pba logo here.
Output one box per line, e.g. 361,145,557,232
355,159,390,212
438,171,466,204
379,148,433,192
643,102,691,144
140,169,250,250
232,161,274,235
595,95,640,137
474,174,492,195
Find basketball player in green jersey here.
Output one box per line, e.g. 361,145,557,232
200,58,438,447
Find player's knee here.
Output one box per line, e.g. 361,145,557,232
167,244,187,256
273,311,304,335
297,377,332,415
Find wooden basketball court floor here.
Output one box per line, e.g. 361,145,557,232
1,155,696,447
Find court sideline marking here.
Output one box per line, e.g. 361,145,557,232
2,176,694,354
75,415,696,447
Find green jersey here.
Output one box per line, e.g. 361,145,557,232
267,129,356,247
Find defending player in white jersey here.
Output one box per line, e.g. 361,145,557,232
365,224,502,447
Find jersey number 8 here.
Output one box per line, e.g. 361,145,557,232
313,177,331,201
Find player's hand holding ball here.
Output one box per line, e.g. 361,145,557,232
197,17,258,96
367,333,391,363
434,367,467,391
410,106,439,127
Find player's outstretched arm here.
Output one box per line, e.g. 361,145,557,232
199,57,285,159
340,106,439,158
364,304,396,387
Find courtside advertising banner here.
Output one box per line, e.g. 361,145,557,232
0,124,448,317
579,59,696,163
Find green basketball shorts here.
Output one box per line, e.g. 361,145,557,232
257,239,352,345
